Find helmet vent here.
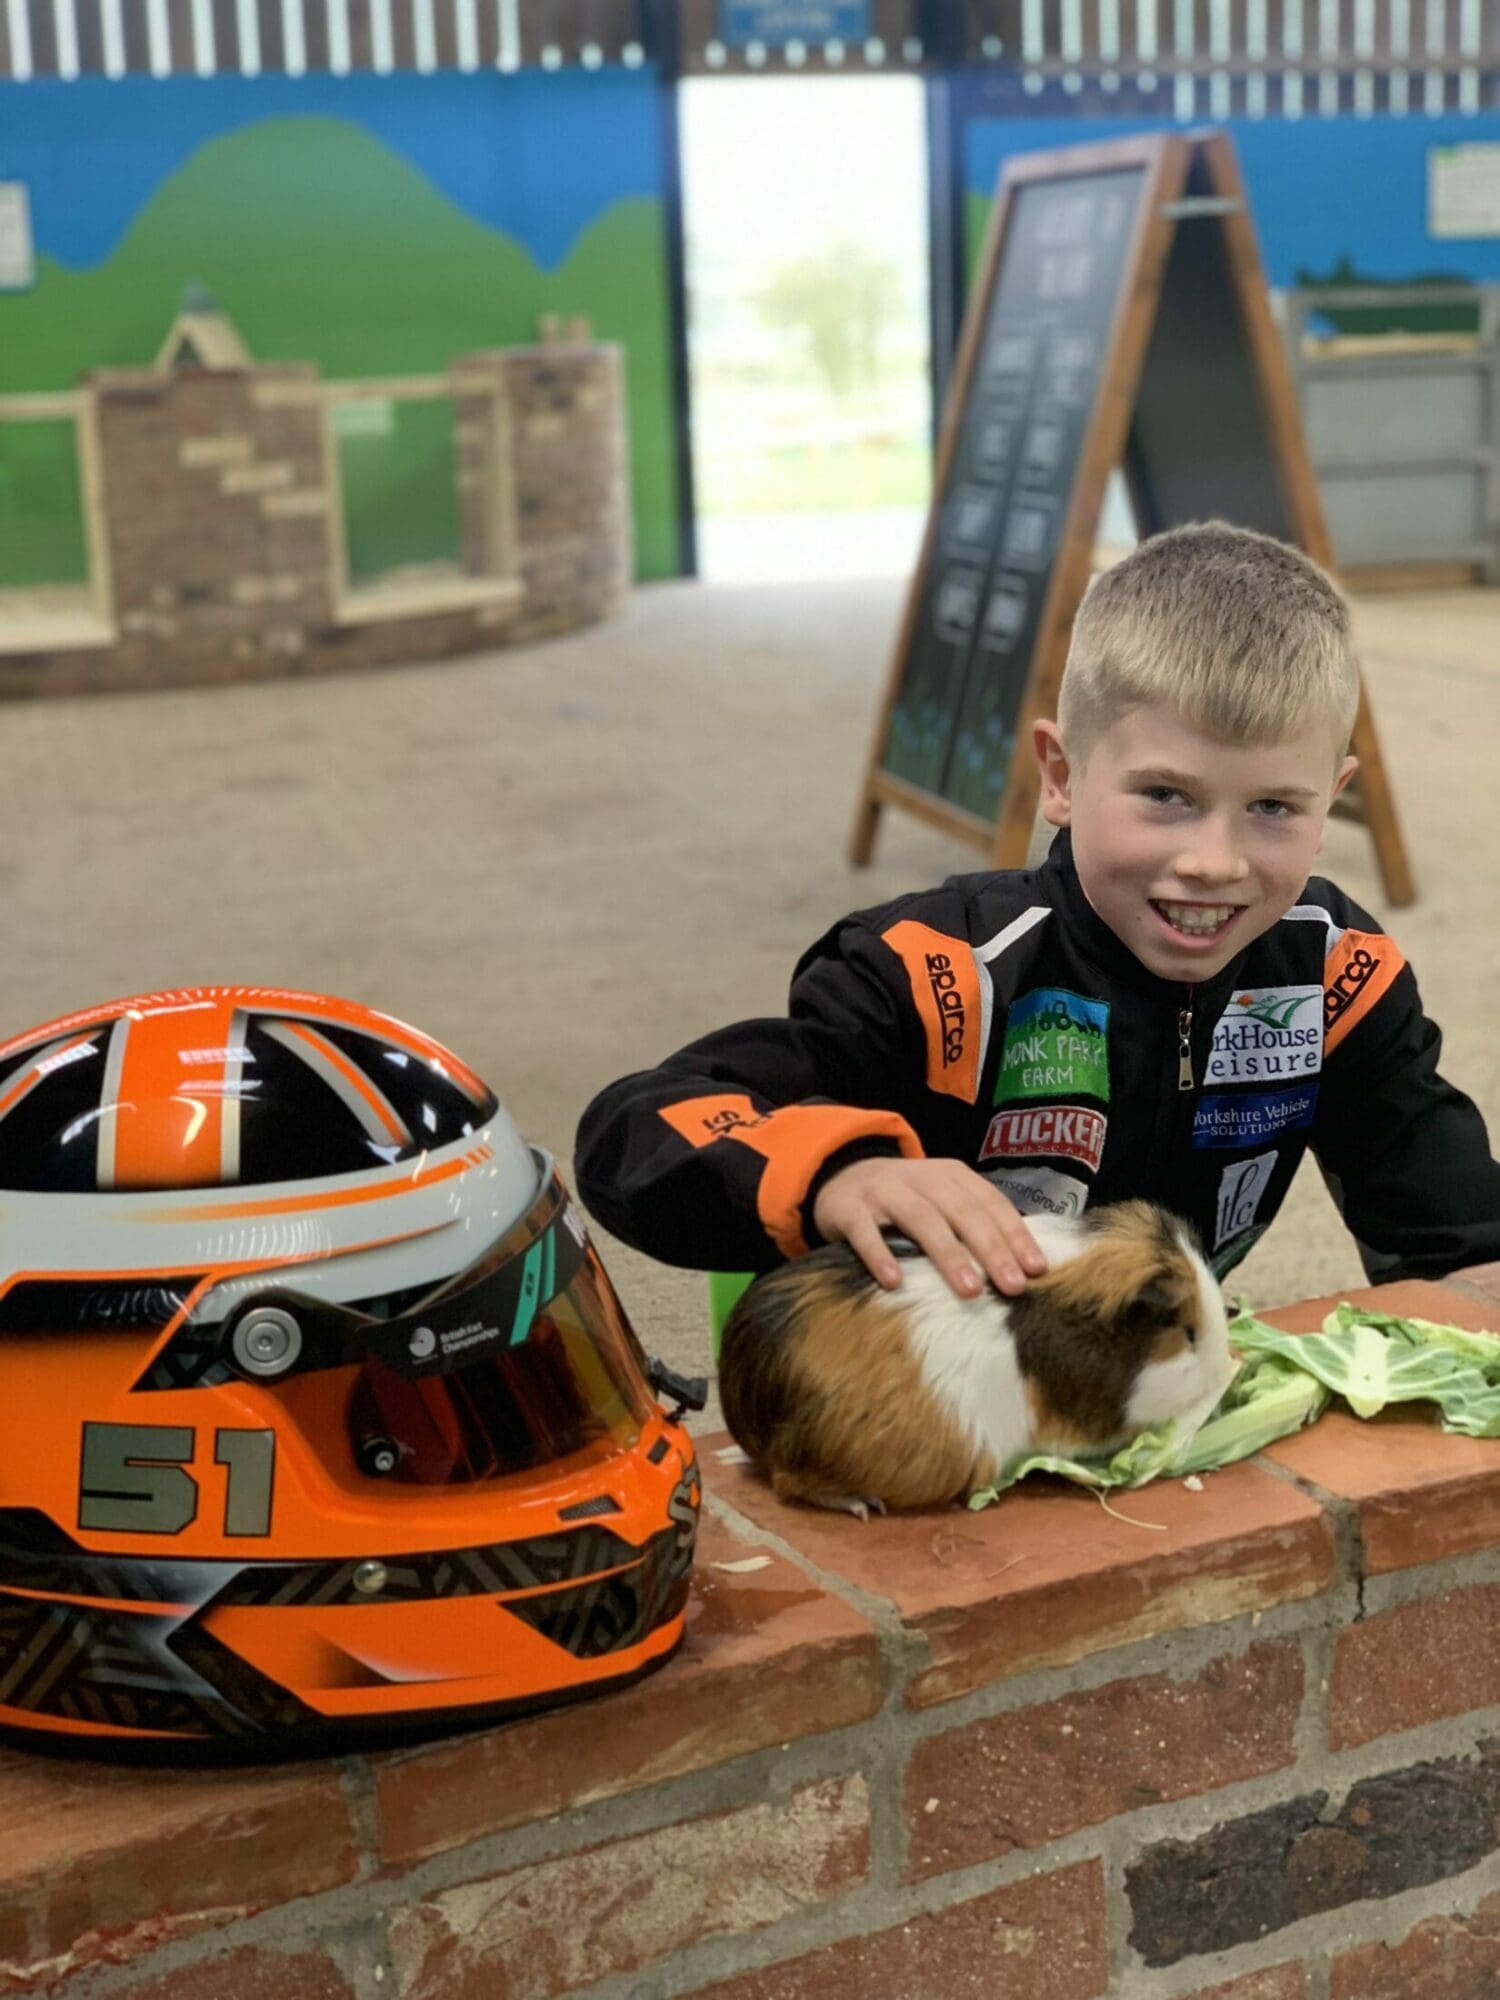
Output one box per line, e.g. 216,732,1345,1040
0,1277,199,1337
557,1495,623,1521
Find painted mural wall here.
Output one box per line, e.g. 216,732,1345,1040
0,68,680,588
961,102,1500,295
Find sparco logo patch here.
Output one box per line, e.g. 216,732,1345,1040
995,986,1109,1104
925,951,967,1069
1208,985,1323,1085
882,919,981,1103
979,1105,1106,1173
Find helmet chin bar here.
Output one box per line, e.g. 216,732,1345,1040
216,1162,589,1385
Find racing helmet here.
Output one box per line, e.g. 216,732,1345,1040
0,986,701,1754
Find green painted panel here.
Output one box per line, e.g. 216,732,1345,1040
0,422,87,589
0,119,679,580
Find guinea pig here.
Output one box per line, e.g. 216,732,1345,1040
717,1199,1238,1518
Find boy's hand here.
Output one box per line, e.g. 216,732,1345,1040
812,1157,1048,1299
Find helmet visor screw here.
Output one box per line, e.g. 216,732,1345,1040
356,1435,400,1478
353,1561,388,1596
230,1308,303,1379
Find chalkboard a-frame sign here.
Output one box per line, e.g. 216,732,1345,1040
849,129,1413,907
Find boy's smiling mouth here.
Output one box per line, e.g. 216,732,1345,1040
1150,898,1245,940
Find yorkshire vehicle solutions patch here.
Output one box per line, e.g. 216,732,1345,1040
980,1105,1107,1173
1207,986,1323,1086
1192,1086,1318,1151
994,987,1109,1105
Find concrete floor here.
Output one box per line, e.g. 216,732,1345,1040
2,575,1498,1425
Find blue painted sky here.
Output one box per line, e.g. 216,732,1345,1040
963,107,1500,284
0,68,663,271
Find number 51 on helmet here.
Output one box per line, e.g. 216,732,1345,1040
0,986,704,1754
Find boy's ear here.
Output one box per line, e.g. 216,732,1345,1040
1034,719,1073,827
1331,754,1358,806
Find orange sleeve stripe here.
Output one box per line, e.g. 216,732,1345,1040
1324,928,1406,1057
658,1094,923,1258
881,920,982,1104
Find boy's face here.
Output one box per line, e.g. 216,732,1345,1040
1035,704,1358,984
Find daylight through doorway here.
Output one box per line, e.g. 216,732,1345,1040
680,75,932,583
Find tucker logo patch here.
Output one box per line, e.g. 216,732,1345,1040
1192,1086,1318,1150
979,1105,1106,1173
983,1163,1090,1219
995,987,1109,1105
1214,1149,1279,1251
1207,986,1322,1085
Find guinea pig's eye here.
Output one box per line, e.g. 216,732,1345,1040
1185,1325,1198,1345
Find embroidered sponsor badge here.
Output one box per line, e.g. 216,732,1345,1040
994,987,1110,1105
980,1104,1107,1173
1324,929,1406,1056
882,920,982,1104
982,1163,1090,1219
1214,1149,1279,1251
1192,1086,1318,1150
1206,986,1322,1086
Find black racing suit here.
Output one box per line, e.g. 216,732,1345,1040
575,830,1500,1284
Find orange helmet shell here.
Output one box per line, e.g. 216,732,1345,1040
0,987,698,1754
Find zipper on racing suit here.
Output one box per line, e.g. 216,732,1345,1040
1177,991,1195,1092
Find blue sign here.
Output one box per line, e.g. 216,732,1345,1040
1192,1086,1319,1151
719,3,872,45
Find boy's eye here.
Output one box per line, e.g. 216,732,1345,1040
1250,798,1296,819
1140,785,1184,806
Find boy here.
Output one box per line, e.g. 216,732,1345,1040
575,522,1500,1300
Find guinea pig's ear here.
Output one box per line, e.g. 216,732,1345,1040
1124,1268,1194,1334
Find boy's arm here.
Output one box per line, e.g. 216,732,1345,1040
1311,919,1500,1284
574,915,929,1273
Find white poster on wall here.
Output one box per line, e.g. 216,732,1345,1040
0,185,35,291
1430,144,1500,239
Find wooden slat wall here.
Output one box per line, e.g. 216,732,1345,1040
0,0,1493,83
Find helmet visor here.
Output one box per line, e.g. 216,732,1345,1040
342,1163,658,1486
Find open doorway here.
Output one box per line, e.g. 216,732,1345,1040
680,74,932,583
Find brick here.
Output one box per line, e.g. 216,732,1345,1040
178,436,255,469
260,489,332,518
1180,1971,1306,2000
59,1946,359,2000
704,1437,1333,1710
385,1775,869,2000
1331,1889,1500,1998
906,1641,1302,1881
220,462,295,495
375,1513,881,1865
1126,1745,1500,1967
684,1860,1109,2000
0,1749,359,1982
1260,1283,1500,1573
1331,1582,1500,1749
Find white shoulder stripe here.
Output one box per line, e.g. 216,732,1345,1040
975,905,1050,1081
1284,904,1347,955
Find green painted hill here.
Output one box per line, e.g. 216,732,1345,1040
0,117,679,581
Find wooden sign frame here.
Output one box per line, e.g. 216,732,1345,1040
849,128,1414,907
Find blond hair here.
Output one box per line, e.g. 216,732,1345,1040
1059,521,1359,763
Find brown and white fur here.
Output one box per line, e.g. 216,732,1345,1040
718,1201,1239,1517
